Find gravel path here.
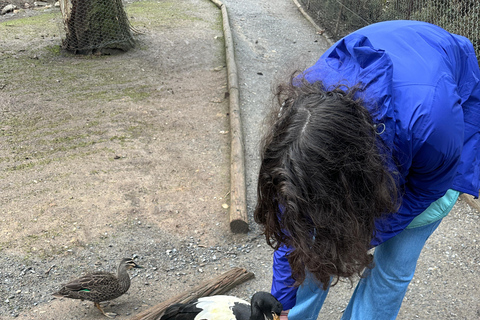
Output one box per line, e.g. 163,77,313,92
218,0,330,228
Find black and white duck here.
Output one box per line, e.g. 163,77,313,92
159,291,283,320
53,257,142,318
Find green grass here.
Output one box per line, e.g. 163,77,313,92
126,0,204,28
0,10,61,41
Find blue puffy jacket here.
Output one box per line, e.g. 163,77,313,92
272,20,480,310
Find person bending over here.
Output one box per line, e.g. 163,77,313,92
255,20,480,320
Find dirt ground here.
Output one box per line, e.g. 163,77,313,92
0,1,270,319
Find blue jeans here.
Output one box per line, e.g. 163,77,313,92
288,219,443,320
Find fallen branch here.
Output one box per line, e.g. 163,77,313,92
130,267,255,320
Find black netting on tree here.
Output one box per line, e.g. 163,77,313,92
60,0,135,54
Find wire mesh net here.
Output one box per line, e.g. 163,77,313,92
59,0,135,54
299,0,480,60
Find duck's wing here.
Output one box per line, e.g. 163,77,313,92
160,301,202,320
63,271,117,292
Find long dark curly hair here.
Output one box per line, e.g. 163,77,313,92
254,74,400,289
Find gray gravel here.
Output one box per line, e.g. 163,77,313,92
0,223,277,318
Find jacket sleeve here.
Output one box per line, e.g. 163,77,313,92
372,76,464,246
271,244,297,310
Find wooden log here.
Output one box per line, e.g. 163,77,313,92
210,0,249,233
130,267,255,320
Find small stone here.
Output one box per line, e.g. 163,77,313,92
1,4,17,15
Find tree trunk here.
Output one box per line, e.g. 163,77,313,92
59,0,135,54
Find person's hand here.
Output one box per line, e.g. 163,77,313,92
280,310,289,320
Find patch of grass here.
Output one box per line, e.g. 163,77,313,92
0,156,9,164
126,0,203,28
110,135,128,143
44,44,62,56
126,120,155,139
0,10,61,41
87,120,100,127
10,162,36,171
1,52,156,104
3,146,115,172
123,85,151,101
82,89,115,101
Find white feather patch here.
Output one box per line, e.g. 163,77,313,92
194,296,250,320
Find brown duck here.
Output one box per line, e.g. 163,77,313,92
53,258,142,318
